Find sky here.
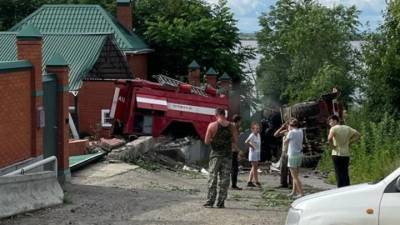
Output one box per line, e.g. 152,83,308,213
205,0,386,33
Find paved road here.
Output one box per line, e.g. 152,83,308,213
1,161,332,225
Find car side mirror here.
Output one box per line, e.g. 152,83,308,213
396,177,400,192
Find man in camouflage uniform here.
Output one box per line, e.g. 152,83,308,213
203,108,238,208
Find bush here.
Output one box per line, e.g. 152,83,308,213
318,110,400,184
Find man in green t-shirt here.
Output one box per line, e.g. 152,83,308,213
328,115,360,187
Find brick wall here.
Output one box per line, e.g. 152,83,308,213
78,81,117,138
0,70,32,168
126,53,148,80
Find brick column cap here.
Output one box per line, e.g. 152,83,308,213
188,60,200,70
206,67,218,77
17,24,42,39
219,72,231,81
117,0,131,4
46,53,68,67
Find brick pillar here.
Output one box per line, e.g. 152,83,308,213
188,60,201,86
218,72,232,96
127,53,148,80
206,67,218,88
46,53,70,182
117,0,133,31
16,25,44,157
230,82,241,119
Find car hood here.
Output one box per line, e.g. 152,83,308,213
292,183,380,209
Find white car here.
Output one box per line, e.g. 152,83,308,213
285,167,400,225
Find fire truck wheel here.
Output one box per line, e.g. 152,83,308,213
301,152,322,168
283,101,320,120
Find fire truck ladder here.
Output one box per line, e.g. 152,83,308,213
153,74,207,97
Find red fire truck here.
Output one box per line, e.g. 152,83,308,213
110,75,229,139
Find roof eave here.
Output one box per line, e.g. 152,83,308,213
124,49,154,54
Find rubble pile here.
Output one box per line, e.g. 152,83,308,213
156,137,190,162
99,138,126,152
105,136,200,170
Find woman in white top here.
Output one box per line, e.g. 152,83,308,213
284,118,304,198
245,122,261,187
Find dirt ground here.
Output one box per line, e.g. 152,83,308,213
1,161,334,225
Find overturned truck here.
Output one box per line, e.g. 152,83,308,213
262,92,343,167
110,75,229,140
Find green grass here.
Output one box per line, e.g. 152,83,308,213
261,188,292,207
134,159,160,171
260,185,326,208
63,192,73,204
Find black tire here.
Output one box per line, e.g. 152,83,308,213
301,151,322,168
282,101,320,121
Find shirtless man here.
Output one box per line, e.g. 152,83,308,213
203,108,238,208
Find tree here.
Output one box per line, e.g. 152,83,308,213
135,0,252,82
1,0,252,81
362,1,400,116
0,0,40,30
256,0,360,105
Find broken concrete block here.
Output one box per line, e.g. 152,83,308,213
100,138,126,152
107,136,154,163
107,145,136,162
126,136,154,154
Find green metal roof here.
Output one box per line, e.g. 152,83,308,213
17,24,42,39
0,32,130,90
206,67,218,76
0,60,32,72
10,4,151,53
188,60,200,69
0,34,17,61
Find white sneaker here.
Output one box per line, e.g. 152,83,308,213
286,192,295,197
293,194,304,199
257,169,262,173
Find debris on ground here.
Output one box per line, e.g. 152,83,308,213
182,165,198,173
86,141,104,154
201,168,209,175
159,137,191,151
155,137,189,162
106,136,208,171
100,138,126,152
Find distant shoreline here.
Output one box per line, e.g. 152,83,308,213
239,32,257,40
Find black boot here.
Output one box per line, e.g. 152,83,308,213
216,201,225,208
203,201,214,208
247,181,256,187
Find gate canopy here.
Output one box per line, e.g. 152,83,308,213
0,32,133,91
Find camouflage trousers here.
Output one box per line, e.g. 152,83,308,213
206,156,232,205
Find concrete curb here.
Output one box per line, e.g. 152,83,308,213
0,171,64,219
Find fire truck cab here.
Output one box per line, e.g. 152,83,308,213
110,75,229,140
